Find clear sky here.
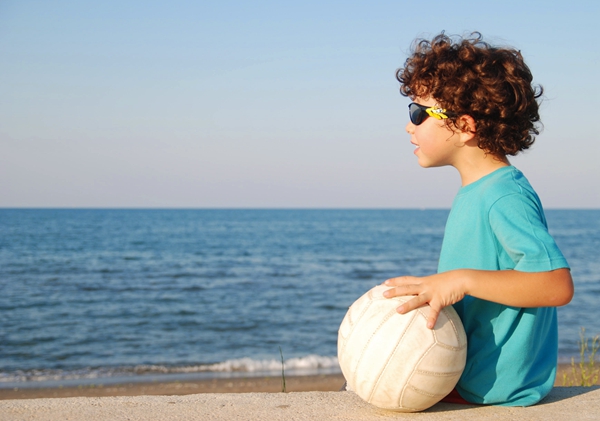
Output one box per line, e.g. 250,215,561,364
1,0,599,208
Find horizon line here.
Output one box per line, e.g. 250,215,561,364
1,207,599,211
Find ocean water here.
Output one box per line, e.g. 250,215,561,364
0,209,598,388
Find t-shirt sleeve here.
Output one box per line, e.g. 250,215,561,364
488,193,569,272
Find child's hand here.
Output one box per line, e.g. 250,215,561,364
383,271,466,329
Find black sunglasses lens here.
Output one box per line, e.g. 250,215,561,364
409,103,425,125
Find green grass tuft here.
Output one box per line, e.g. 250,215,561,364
562,327,599,387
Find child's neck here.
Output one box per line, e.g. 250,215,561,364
455,153,510,187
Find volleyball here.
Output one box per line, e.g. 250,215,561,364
338,284,467,412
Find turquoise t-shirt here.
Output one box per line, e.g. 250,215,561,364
438,166,569,406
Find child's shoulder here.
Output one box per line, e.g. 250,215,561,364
467,166,541,212
486,165,530,192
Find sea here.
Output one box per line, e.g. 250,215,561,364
1,209,599,389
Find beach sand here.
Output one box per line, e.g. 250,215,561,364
1,386,599,421
0,373,346,400
1,363,597,400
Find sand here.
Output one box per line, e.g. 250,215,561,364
0,373,346,400
1,387,599,421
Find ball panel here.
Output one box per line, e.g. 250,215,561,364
408,365,463,398
368,340,437,411
431,306,468,348
342,303,411,398
338,293,379,374
415,342,467,374
353,309,426,402
398,385,444,412
339,301,393,375
340,286,434,402
338,290,374,340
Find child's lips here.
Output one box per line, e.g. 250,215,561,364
411,141,419,154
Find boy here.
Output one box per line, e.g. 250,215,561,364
383,32,574,406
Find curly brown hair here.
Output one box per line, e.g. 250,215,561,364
396,32,543,157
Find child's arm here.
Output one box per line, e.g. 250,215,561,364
383,268,573,329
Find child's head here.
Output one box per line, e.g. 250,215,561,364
396,32,543,157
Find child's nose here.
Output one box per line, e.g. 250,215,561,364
405,121,415,134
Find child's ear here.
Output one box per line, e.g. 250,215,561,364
456,115,477,144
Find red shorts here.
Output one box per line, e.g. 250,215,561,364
440,388,472,405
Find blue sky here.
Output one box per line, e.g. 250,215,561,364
1,0,599,208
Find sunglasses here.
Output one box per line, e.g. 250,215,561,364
408,102,454,125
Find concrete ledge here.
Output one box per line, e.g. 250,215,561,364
1,386,599,421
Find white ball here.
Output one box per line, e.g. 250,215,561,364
338,284,467,412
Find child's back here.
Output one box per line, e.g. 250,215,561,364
440,166,566,405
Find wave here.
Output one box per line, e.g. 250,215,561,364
0,355,340,385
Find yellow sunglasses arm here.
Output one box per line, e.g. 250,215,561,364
425,107,450,120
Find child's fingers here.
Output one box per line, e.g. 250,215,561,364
394,294,441,330
426,306,441,330
383,286,412,298
395,294,429,315
383,277,421,298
